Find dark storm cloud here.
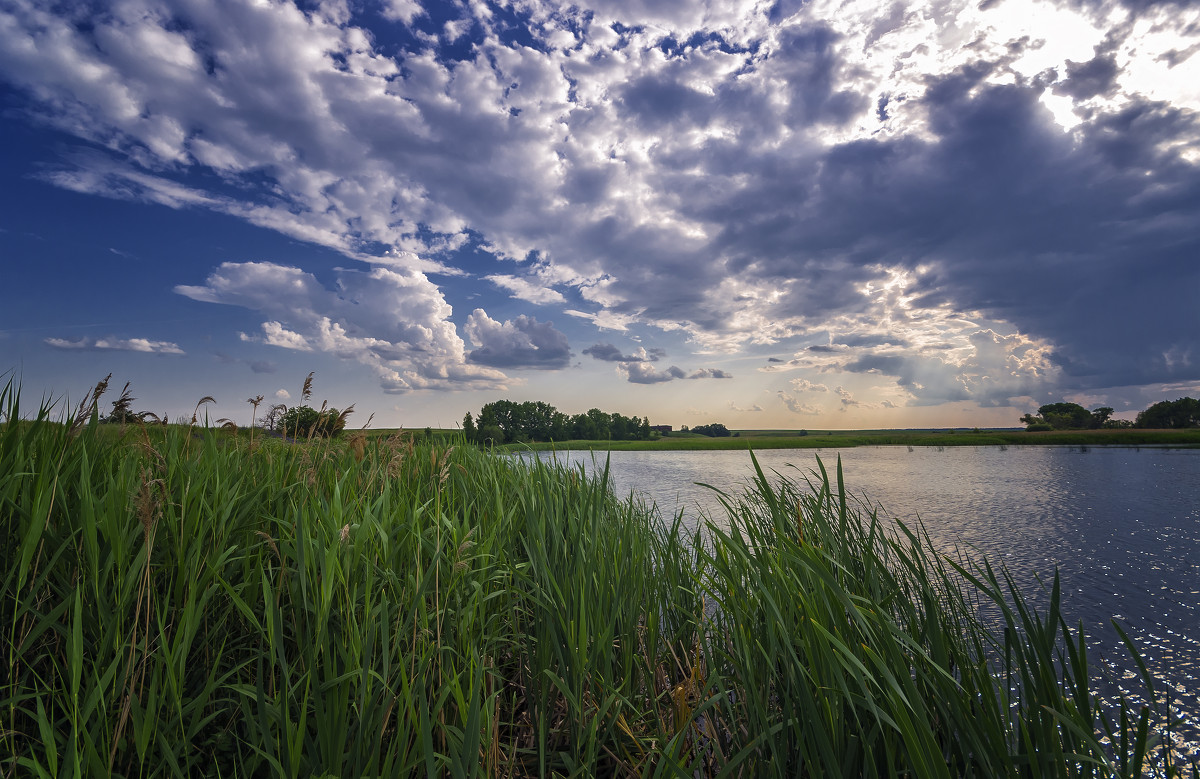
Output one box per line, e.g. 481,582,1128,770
1054,53,1121,100
772,25,868,129
618,74,717,131
696,57,1200,391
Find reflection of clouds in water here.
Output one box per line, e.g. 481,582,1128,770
538,446,1200,758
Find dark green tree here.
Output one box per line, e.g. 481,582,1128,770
1021,402,1099,430
586,408,611,440
280,405,349,438
1135,397,1200,428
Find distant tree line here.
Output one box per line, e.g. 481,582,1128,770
462,400,652,444
1020,398,1199,431
689,422,731,437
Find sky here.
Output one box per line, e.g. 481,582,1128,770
1,0,1198,431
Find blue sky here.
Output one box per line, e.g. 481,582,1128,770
1,0,1198,430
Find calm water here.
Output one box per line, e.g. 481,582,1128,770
537,445,1200,757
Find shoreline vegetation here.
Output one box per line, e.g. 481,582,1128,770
501,427,1200,452
3,377,1196,776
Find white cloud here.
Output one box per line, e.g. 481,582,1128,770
778,392,822,415
241,322,312,352
179,262,508,392
45,335,184,354
483,274,567,305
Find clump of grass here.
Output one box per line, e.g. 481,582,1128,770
691,456,1192,776
0,375,1192,777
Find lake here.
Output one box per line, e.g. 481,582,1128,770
536,445,1200,759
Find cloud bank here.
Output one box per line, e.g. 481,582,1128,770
2,0,1197,407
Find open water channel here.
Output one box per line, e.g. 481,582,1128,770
536,445,1200,763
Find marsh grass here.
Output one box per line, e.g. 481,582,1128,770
1,376,1192,777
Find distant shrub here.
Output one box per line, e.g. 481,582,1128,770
1026,422,1054,432
279,405,348,438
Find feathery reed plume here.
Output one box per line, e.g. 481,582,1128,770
247,395,264,447
189,396,215,427
361,412,374,429
348,433,366,462
216,419,238,433
300,371,315,405
304,399,329,443
334,403,355,431
109,382,136,427
69,373,111,435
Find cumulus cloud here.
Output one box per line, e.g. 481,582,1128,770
835,386,859,408
45,336,184,354
778,392,822,415
178,262,507,392
465,310,572,369
690,368,732,379
790,378,829,392
618,363,686,384
484,275,567,305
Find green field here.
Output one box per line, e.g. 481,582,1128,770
2,378,1193,776
506,427,1200,451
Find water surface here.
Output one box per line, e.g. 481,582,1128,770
538,445,1200,759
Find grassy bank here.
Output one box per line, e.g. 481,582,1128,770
507,427,1200,452
2,378,1192,776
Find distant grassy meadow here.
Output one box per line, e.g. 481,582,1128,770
505,427,1200,452
2,377,1196,777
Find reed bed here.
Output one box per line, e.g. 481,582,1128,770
0,377,1190,777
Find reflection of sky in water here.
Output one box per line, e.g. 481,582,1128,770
536,446,1200,765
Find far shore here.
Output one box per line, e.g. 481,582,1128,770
497,428,1200,452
